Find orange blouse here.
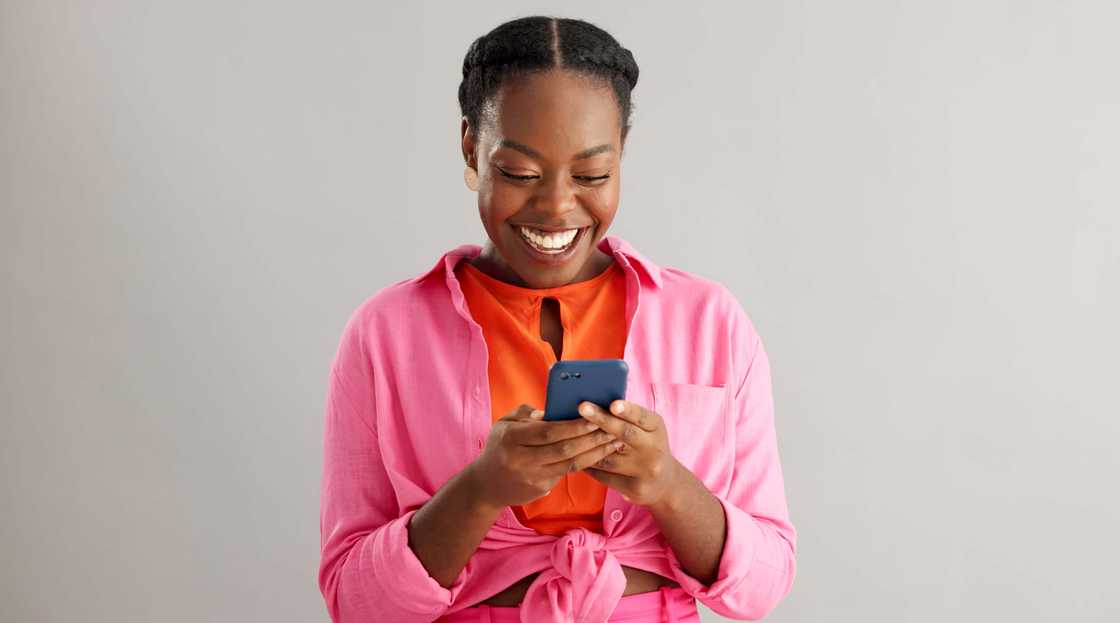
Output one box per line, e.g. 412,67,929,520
454,258,628,535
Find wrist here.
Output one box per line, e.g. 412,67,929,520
648,457,690,514
463,460,505,516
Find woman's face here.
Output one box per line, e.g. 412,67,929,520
461,68,624,289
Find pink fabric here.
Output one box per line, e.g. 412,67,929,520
433,585,702,622
318,235,797,623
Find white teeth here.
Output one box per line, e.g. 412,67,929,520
518,226,579,252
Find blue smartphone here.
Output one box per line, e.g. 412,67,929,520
543,359,629,421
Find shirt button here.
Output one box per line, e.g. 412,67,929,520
609,509,623,522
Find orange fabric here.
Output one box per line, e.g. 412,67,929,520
454,258,628,535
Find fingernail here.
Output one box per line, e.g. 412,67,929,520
611,401,623,414
531,409,544,418
579,403,592,416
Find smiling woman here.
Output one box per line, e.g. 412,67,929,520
318,15,797,623
458,18,635,289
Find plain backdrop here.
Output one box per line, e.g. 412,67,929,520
2,1,1118,621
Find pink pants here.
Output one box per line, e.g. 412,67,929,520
433,586,701,622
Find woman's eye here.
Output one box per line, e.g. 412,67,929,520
495,167,611,184
496,167,538,181
575,174,611,184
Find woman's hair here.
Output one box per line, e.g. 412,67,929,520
458,16,640,141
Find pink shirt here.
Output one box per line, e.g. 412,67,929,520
318,235,797,622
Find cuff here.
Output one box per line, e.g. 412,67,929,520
367,507,471,617
664,493,761,599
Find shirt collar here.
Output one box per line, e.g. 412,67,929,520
410,234,664,290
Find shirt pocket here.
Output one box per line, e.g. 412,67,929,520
649,382,731,479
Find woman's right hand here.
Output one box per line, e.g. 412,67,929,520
469,403,624,509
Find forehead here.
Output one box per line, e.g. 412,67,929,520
484,69,621,154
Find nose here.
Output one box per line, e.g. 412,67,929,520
532,172,579,219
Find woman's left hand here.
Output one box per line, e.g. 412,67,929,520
578,399,683,507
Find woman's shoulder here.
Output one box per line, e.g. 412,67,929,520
655,265,752,319
654,263,764,361
335,271,459,345
657,264,726,296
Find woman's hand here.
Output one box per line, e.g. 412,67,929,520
577,400,684,508
469,403,624,509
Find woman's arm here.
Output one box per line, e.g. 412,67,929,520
406,463,503,587
580,287,798,620
318,307,483,623
577,286,797,618
319,305,619,622
659,290,798,620
646,459,727,586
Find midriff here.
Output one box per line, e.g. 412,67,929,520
476,565,679,607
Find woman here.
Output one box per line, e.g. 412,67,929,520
318,16,797,623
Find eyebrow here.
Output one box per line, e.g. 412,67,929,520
497,139,614,161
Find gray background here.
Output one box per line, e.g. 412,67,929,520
2,1,1117,621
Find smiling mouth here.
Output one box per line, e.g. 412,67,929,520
515,225,585,254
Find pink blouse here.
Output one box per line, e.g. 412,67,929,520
318,234,797,622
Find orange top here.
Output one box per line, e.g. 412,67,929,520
454,258,628,535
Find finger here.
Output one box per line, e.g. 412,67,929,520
499,403,538,422
544,437,624,477
577,401,644,444
583,466,636,497
579,443,639,476
508,415,601,446
538,429,617,464
606,400,659,432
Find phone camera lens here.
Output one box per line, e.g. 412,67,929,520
573,372,582,378
559,372,569,379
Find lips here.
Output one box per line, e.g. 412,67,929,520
512,223,589,264
517,225,580,252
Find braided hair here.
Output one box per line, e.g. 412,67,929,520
458,16,640,142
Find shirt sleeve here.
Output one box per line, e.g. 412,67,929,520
664,288,798,620
317,305,469,622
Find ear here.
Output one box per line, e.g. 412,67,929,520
461,117,477,168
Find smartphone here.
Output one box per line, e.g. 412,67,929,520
543,359,629,421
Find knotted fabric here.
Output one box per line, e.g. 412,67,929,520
518,528,627,623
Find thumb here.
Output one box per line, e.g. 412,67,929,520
529,409,545,420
